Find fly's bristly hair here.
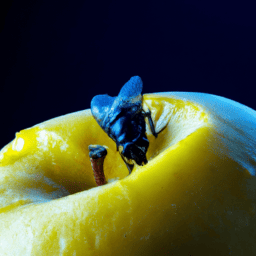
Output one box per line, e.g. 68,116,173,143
91,76,151,169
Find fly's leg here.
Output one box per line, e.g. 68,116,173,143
142,110,158,138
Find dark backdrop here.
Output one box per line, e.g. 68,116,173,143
1,0,256,149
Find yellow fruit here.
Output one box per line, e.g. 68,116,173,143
0,92,256,255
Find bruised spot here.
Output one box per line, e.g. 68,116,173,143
36,130,69,152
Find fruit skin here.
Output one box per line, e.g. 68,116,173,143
0,92,256,255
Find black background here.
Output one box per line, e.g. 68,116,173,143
1,0,256,149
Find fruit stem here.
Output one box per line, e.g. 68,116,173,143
89,145,107,186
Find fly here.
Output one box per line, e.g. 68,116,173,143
91,76,157,174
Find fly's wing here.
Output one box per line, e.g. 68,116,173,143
117,76,143,107
91,76,144,137
110,76,143,118
90,94,116,135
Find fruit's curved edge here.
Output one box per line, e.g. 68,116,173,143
149,91,256,129
32,109,92,129
147,92,256,177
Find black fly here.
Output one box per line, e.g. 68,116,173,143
90,76,157,174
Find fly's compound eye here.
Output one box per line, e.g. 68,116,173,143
122,144,147,166
121,138,149,166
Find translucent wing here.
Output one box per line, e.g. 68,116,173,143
117,76,143,105
91,94,115,131
91,76,143,136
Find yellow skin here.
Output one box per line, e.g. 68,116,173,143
0,93,256,255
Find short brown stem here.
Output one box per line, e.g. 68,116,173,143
89,145,107,186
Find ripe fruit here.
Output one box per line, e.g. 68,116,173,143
0,92,255,255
